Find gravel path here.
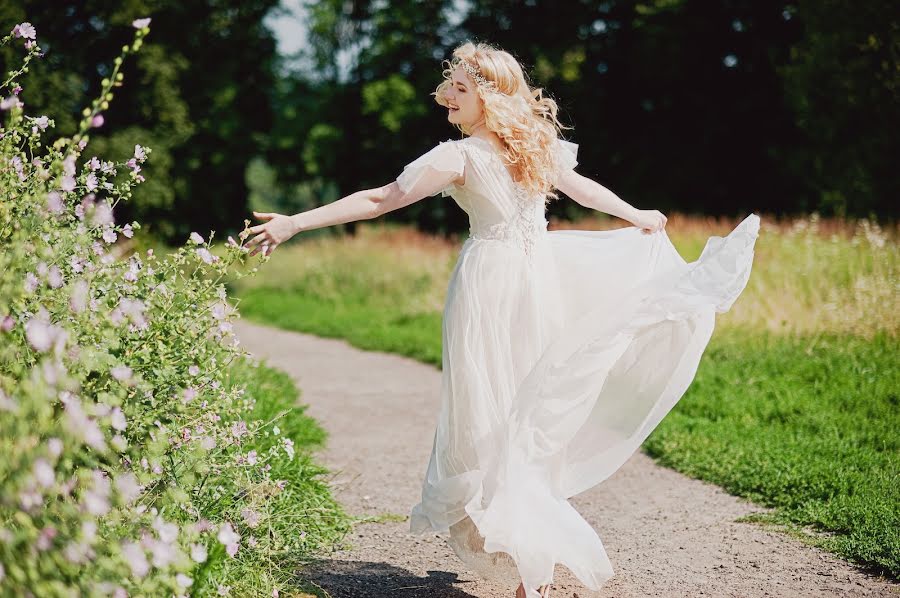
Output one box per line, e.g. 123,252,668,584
234,320,897,598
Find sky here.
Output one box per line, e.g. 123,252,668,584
264,0,471,79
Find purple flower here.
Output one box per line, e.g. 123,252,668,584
12,85,22,95
12,22,36,39
85,173,98,191
61,175,76,192
122,224,134,238
132,18,152,29
189,231,205,245
87,156,101,170
188,364,200,376
91,114,104,128
134,144,146,161
102,228,117,244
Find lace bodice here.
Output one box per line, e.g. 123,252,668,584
395,135,579,259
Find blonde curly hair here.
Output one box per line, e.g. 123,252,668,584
432,41,574,201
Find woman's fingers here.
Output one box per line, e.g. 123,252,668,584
253,211,277,221
245,231,269,249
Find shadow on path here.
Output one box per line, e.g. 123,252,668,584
299,559,480,597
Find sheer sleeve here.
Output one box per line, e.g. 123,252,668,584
396,140,466,200
553,138,579,184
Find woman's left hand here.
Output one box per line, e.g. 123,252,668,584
241,211,298,257
629,209,668,234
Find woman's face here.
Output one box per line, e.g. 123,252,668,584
444,66,484,130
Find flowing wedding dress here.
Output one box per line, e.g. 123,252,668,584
394,134,760,597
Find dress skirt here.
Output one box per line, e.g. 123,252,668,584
409,214,760,596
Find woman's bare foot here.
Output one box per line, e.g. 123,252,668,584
516,582,551,597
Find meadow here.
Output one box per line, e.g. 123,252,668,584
227,211,900,579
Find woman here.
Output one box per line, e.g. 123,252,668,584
241,41,759,598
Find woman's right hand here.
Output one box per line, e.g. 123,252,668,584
629,209,668,234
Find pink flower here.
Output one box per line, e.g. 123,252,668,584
88,156,100,170
190,543,208,563
0,315,14,332
0,96,23,110
36,526,57,551
61,175,76,192
122,224,134,238
217,522,240,558
33,459,55,488
121,541,150,578
109,407,127,431
85,173,98,191
230,421,248,439
188,364,200,376
189,232,205,245
196,247,217,264
31,115,49,133
115,472,141,503
182,387,197,403
134,144,146,161
241,508,261,528
91,114,104,128
102,228,117,244
12,22,36,39
47,265,63,288
46,191,64,213
132,18,152,29
25,317,57,352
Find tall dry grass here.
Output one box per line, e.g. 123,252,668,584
231,212,897,339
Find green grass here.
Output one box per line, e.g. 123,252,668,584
234,287,444,366
193,358,354,596
642,330,899,579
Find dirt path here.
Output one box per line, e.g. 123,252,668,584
234,320,897,598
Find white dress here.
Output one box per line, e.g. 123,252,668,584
394,135,760,597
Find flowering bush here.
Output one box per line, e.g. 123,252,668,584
0,19,349,597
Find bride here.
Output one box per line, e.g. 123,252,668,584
241,41,759,598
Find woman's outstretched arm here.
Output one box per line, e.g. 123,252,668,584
556,169,667,234
242,152,465,256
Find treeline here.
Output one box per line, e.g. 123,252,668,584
2,0,895,242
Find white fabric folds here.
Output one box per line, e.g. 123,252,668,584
403,135,761,597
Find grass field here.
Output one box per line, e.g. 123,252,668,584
224,212,898,579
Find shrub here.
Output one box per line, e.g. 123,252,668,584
0,18,348,597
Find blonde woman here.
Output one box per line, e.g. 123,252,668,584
242,41,760,598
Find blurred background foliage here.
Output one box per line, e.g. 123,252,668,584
2,0,896,242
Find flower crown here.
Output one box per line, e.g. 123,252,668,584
460,60,493,89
